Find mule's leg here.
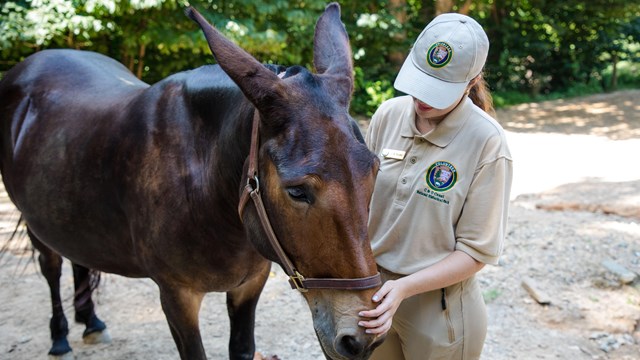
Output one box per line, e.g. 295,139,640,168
28,229,73,359
226,264,270,360
71,263,111,344
158,284,206,360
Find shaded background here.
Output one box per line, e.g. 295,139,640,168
1,0,639,115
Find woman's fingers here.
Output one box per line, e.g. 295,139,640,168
367,319,392,335
357,279,405,335
358,301,385,318
358,304,386,322
371,280,394,302
358,311,392,334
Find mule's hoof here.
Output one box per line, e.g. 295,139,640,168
82,329,112,344
82,314,107,336
48,351,75,360
49,338,73,359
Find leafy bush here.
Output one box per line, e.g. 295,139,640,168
352,67,395,117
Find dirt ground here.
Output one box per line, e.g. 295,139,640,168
1,89,639,360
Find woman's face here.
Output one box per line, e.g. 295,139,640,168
412,97,460,122
412,79,476,123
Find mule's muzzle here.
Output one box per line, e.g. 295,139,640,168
333,329,383,359
335,333,365,358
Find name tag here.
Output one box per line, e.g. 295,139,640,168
381,148,406,160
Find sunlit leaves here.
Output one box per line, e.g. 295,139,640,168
1,0,638,111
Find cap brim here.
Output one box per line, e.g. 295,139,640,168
393,57,468,110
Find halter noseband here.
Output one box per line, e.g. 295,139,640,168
238,110,381,293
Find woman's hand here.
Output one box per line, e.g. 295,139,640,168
357,251,485,335
357,279,407,335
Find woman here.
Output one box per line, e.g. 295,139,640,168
359,13,513,360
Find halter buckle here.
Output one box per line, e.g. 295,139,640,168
289,271,308,293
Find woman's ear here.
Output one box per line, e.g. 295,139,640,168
465,75,482,96
468,75,481,88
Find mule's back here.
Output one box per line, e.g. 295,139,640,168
0,49,149,183
1,49,147,99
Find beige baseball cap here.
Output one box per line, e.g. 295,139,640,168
394,13,489,109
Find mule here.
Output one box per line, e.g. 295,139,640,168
0,3,383,360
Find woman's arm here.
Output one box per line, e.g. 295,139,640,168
358,250,485,335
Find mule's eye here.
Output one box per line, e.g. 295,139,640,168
287,186,310,203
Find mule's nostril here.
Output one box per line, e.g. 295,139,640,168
337,334,365,357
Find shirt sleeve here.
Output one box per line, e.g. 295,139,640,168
455,155,513,265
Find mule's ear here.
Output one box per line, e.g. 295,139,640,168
313,3,354,108
185,6,286,125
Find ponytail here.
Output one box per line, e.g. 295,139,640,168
468,73,494,116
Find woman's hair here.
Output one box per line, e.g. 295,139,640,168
468,73,495,116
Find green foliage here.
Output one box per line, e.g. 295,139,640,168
353,67,395,116
483,0,640,98
1,0,639,114
1,0,107,61
344,2,407,116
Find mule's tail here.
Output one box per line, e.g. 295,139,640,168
0,214,103,297
0,214,35,273
0,213,28,254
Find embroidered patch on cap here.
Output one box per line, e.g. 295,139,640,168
426,161,457,191
426,42,453,68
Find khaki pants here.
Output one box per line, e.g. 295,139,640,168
370,268,487,360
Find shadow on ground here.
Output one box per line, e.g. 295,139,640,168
496,89,640,140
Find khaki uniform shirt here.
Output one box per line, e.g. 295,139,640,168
365,95,512,275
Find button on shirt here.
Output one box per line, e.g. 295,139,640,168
365,96,513,275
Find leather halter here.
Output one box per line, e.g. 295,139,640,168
238,110,382,293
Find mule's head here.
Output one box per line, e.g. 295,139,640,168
187,4,383,358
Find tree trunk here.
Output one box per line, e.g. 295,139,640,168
609,53,618,91
491,0,502,25
123,51,135,72
67,30,74,48
459,0,473,15
435,0,454,15
419,0,433,22
136,43,146,79
388,0,408,67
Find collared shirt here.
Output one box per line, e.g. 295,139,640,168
365,95,513,275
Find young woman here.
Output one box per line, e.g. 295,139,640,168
359,13,513,359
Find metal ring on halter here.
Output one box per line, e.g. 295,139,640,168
248,174,260,193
